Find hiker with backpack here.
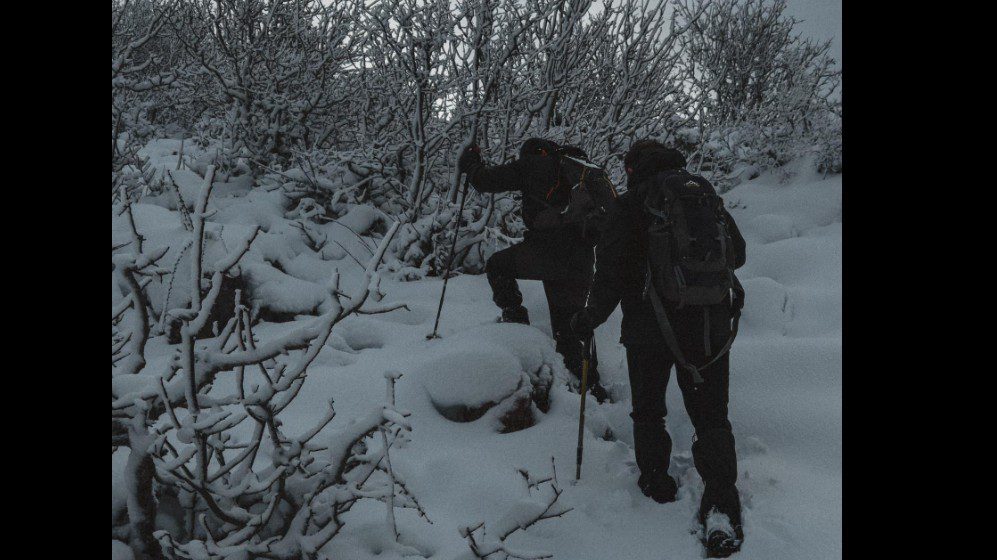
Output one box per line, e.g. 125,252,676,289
457,138,614,402
570,140,747,558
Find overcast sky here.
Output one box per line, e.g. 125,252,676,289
784,0,842,64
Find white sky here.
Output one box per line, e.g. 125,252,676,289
784,0,842,64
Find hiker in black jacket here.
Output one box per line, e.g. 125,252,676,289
457,138,609,403
570,140,747,556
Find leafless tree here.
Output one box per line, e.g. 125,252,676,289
674,0,841,187
167,0,363,171
115,0,838,271
113,0,183,201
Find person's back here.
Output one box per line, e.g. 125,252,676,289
585,166,745,347
571,140,747,557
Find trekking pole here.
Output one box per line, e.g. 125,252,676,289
428,173,472,339
575,335,592,481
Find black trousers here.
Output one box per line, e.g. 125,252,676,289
625,303,740,523
485,234,596,383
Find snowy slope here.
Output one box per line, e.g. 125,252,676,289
272,168,841,559
113,161,841,559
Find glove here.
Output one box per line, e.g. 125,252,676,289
570,309,595,338
457,144,482,175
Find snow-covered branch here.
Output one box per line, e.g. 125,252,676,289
460,458,573,560
112,180,415,559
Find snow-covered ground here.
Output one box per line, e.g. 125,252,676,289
308,171,841,560
113,147,841,559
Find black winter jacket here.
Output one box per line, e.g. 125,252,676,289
586,166,746,345
463,153,577,239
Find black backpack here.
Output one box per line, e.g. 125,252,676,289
642,169,745,382
531,150,619,245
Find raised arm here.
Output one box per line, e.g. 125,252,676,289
463,157,529,194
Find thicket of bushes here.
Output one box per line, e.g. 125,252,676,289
112,3,840,557
113,0,841,275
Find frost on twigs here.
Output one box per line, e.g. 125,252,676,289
113,0,838,280
112,180,420,559
460,458,572,560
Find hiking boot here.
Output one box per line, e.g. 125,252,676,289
637,469,678,504
499,305,530,325
703,507,743,558
699,487,744,557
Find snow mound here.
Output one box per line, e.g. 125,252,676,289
337,318,390,351
336,204,389,236
409,323,559,429
748,213,798,243
739,276,792,335
241,261,329,321
419,346,522,409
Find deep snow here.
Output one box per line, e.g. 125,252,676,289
307,171,842,560
113,147,841,559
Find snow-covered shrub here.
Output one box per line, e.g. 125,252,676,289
166,0,363,172
460,459,572,559
813,109,843,175
111,172,427,559
114,0,840,274
673,0,841,190
112,0,182,200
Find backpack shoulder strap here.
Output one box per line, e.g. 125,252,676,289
645,267,705,383
644,266,745,384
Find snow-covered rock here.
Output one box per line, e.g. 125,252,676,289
411,324,556,431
